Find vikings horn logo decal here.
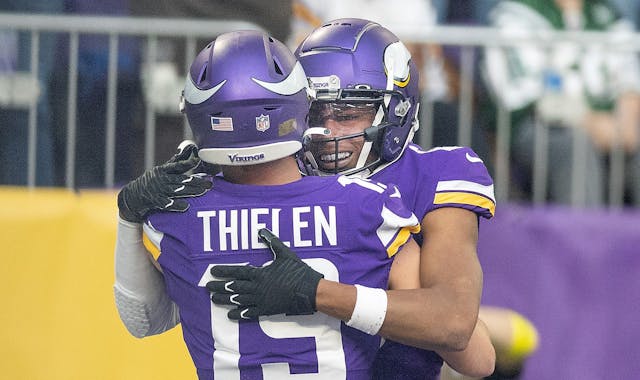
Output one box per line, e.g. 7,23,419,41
251,61,309,96
384,41,412,88
183,77,226,105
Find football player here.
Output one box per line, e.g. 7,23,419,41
260,18,497,379
295,19,496,380
114,29,495,379
299,19,537,380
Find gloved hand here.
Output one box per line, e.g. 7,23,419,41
117,140,213,223
207,228,324,320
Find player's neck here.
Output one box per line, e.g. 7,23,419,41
221,157,302,185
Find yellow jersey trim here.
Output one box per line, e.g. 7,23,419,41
434,192,496,216
142,232,161,261
393,72,410,88
387,224,421,258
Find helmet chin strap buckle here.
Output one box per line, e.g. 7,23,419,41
395,99,411,117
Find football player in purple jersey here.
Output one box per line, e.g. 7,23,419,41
207,18,498,379
289,18,497,380
114,30,494,379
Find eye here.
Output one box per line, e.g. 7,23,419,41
334,113,360,122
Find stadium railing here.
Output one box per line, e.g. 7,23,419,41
2,12,639,208
0,12,265,189
397,24,640,209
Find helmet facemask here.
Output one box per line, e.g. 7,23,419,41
296,18,421,177
302,87,409,176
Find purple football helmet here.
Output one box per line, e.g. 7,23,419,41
181,30,310,166
295,18,421,177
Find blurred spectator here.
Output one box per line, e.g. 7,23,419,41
0,0,64,186
610,0,640,28
424,1,497,172
483,0,640,206
130,0,292,42
288,0,436,51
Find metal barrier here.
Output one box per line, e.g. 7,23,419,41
397,25,640,208
0,12,264,189
1,12,638,208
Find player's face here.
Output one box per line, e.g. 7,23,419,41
307,102,379,171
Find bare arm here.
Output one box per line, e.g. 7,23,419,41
387,240,496,377
317,208,485,353
585,92,640,152
438,319,496,377
417,207,483,349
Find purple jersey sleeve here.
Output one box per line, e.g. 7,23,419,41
371,144,495,222
427,146,495,218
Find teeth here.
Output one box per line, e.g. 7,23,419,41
320,152,351,162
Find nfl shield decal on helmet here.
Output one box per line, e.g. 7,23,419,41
256,114,270,132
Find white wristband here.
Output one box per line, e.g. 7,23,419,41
345,284,388,335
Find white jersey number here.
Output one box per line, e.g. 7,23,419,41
199,259,346,379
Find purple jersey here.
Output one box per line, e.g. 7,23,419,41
144,174,420,380
370,144,495,380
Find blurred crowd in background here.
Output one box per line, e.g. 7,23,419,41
1,0,640,207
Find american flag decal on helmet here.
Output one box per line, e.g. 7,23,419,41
211,116,233,131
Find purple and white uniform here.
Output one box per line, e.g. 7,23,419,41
144,174,420,380
370,144,496,380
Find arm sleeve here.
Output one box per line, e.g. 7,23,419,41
113,217,180,338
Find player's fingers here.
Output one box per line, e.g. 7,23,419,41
228,307,261,320
206,279,255,293
164,156,201,174
163,198,190,213
206,280,234,293
195,161,219,174
173,176,212,197
147,196,182,213
257,228,278,245
210,292,256,306
258,228,295,259
156,173,209,195
211,265,257,280
167,140,198,163
258,228,297,259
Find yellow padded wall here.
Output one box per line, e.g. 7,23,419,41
0,187,194,380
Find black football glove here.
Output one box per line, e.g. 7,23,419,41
206,228,324,320
117,140,213,223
